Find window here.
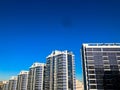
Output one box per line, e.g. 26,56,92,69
89,85,97,89
97,85,103,89
117,53,120,56
103,57,108,60
103,61,109,64
88,66,94,69
87,60,94,64
88,75,95,79
95,70,104,74
89,80,96,83
104,66,110,69
94,56,103,65
117,57,120,60
103,48,120,51
87,57,93,60
108,53,117,65
93,48,101,51
88,70,95,74
103,52,107,56
96,75,103,79
86,48,92,51
86,52,93,56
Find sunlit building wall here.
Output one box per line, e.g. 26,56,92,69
8,76,17,90
17,71,29,90
44,50,76,90
1,81,8,90
27,62,45,90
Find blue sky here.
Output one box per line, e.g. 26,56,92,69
0,0,120,80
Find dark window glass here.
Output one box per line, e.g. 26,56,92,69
110,65,118,70
103,57,108,60
97,85,103,89
93,52,103,65
89,85,97,89
88,75,95,79
86,48,92,51
96,75,103,79
108,53,117,65
103,48,120,51
87,60,94,64
93,52,102,56
117,53,120,56
88,70,95,74
86,52,93,56
93,48,101,51
94,56,103,65
103,52,107,56
104,66,110,69
117,61,120,64
89,80,96,83
103,71,120,89
103,61,109,64
87,57,93,60
117,57,120,60
88,66,94,69
96,80,103,84
95,69,104,74
95,65,103,69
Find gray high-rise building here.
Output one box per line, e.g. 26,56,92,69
27,62,45,90
82,43,120,90
17,71,29,90
44,50,76,90
8,76,17,90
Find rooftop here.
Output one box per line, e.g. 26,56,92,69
83,43,120,47
10,76,17,80
19,71,29,75
47,50,73,58
30,62,45,68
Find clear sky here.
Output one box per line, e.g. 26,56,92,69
0,0,120,81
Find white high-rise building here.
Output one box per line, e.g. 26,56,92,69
8,76,17,90
44,50,76,90
16,71,29,90
27,62,45,90
2,81,9,90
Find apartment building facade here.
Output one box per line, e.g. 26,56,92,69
17,71,29,90
82,43,120,90
8,76,17,90
27,63,45,90
1,81,8,90
44,50,76,90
